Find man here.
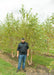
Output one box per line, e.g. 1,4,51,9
16,38,29,73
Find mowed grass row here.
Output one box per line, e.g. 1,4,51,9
0,58,26,75
32,54,54,67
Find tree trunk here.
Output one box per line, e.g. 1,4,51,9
47,39,49,54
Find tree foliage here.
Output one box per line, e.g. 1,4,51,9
0,5,54,55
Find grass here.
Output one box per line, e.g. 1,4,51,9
0,58,26,75
32,54,54,67
49,50,54,54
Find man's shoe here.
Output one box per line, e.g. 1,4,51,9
16,69,20,73
23,69,26,72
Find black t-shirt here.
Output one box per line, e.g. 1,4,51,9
17,42,29,55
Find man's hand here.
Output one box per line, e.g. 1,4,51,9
17,54,19,58
27,53,29,57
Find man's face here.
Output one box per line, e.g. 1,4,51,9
21,40,25,43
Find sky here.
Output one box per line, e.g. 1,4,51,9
0,0,54,23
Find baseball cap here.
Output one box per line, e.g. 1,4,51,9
21,38,25,40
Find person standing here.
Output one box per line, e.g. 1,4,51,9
16,38,29,72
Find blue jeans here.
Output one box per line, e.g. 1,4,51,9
18,54,27,70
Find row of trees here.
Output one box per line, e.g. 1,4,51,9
0,5,54,56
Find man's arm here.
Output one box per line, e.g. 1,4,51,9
17,44,20,58
27,49,29,57
17,51,19,58
27,43,29,57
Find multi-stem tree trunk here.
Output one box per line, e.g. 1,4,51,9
47,39,49,54
27,49,32,65
10,37,14,58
